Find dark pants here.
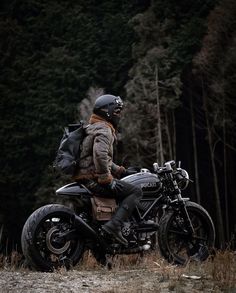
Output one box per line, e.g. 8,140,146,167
84,179,143,212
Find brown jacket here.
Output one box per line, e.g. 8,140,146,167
73,114,125,184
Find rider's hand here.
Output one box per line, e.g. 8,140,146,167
121,167,138,178
105,179,117,190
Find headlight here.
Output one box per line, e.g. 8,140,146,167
176,169,189,190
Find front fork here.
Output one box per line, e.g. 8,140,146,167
180,200,195,235
170,176,195,235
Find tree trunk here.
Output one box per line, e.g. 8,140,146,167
202,82,225,245
165,111,173,159
155,65,164,165
190,92,201,204
223,96,229,241
172,110,176,161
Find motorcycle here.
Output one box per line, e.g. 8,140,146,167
21,160,215,271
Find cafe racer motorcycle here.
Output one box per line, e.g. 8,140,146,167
21,160,215,271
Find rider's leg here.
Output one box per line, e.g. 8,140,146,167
82,179,142,245
102,180,142,245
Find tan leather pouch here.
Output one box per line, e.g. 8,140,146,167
91,196,117,221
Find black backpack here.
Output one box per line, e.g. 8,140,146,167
54,121,86,176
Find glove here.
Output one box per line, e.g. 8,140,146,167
107,179,117,190
121,167,138,178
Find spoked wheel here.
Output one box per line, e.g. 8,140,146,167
21,204,85,271
158,201,215,265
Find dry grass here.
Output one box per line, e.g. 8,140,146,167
0,250,24,271
204,250,236,289
0,249,235,290
78,249,236,290
169,250,236,291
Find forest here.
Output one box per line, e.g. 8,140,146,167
0,0,235,252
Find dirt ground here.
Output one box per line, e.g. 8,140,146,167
0,251,235,293
0,267,235,293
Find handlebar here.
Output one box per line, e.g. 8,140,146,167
153,161,176,174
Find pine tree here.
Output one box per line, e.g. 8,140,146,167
0,0,148,250
193,0,236,244
123,0,214,167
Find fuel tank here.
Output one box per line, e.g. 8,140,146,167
122,169,162,197
56,182,91,197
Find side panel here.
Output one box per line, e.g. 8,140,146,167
56,182,91,197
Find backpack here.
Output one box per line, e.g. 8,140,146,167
54,121,86,176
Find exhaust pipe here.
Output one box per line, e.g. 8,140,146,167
73,214,109,250
73,214,98,239
73,214,111,250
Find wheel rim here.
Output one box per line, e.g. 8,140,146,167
166,210,213,264
34,213,82,268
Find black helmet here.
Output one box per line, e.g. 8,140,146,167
93,94,123,127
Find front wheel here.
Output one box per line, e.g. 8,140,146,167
158,201,215,265
21,204,85,271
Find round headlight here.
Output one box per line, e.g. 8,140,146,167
176,169,189,190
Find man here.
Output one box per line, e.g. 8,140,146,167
73,94,142,245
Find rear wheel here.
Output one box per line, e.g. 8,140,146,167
158,201,215,265
21,204,85,271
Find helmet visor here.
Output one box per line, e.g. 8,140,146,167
114,96,123,108
113,107,122,115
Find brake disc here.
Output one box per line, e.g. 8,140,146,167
46,227,70,254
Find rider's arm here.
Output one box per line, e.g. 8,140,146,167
93,126,113,184
111,163,125,179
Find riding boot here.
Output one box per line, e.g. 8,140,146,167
102,205,130,246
